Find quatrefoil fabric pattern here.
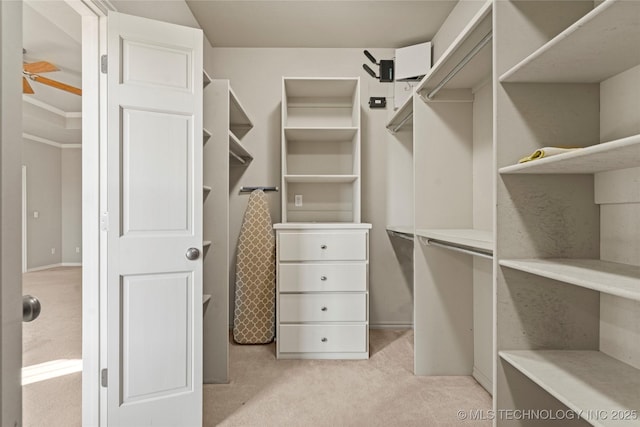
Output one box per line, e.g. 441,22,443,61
233,190,276,344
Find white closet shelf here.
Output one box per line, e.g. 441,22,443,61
203,241,212,248
229,86,253,129
203,294,211,305
203,186,212,201
284,78,359,99
284,127,358,142
416,0,492,97
415,228,493,252
228,131,253,165
203,70,212,88
499,258,640,302
500,350,640,427
500,0,640,83
386,95,413,133
499,134,640,174
284,174,358,183
386,226,414,241
203,128,212,145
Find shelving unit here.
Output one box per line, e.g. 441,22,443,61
500,351,640,427
411,0,494,394
203,79,253,384
281,77,361,223
495,0,640,423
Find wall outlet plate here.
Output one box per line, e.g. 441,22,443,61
294,194,303,207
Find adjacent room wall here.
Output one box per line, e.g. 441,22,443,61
210,47,414,327
22,139,81,270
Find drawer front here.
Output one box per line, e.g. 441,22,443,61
279,324,367,353
278,231,367,261
279,263,367,292
279,294,366,322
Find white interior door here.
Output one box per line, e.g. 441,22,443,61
106,11,203,426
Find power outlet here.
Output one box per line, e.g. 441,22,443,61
51,248,55,254
294,194,303,207
76,247,81,253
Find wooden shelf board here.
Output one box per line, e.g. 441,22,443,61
203,241,212,248
416,0,492,95
386,225,414,236
203,70,212,88
284,127,358,142
284,174,358,183
500,0,640,83
284,78,358,99
228,131,253,165
499,134,640,174
203,294,211,305
415,228,493,252
500,350,640,427
499,258,640,302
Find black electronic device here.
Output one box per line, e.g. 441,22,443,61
368,97,387,108
362,50,394,83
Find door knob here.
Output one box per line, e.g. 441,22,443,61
320,244,327,250
186,247,200,260
23,295,41,322
320,275,327,281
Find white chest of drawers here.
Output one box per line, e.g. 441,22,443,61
274,223,371,359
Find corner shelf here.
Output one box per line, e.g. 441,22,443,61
203,128,212,145
386,225,414,241
203,70,212,88
500,258,640,302
203,185,212,201
229,86,253,139
500,0,640,83
499,134,640,174
415,0,492,98
500,350,640,427
229,131,253,165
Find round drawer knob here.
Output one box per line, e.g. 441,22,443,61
321,306,328,312
321,337,328,343
320,244,327,250
320,275,327,281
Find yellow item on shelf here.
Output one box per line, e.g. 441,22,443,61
518,147,582,163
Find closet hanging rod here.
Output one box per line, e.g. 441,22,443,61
229,150,246,165
388,112,413,134
422,31,492,101
387,230,414,241
418,236,493,260
239,186,279,193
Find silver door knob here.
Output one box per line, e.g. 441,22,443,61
320,244,327,250
186,247,200,260
320,275,327,281
23,295,41,322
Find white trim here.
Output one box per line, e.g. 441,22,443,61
61,262,82,267
22,96,80,119
22,166,28,273
26,263,83,273
369,323,414,329
22,133,82,149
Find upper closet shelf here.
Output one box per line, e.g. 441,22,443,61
500,0,640,83
386,225,414,241
229,131,253,165
416,228,493,259
285,78,358,107
203,70,212,88
416,0,492,100
229,86,253,130
386,95,413,133
500,134,640,174
500,350,640,427
500,258,640,302
284,127,358,141
284,174,358,183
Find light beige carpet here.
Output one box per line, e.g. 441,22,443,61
21,268,491,426
204,330,491,426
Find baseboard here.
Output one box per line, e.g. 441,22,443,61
27,262,82,272
472,367,493,395
369,322,413,330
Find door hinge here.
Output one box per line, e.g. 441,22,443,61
101,55,107,74
101,368,108,387
100,211,109,232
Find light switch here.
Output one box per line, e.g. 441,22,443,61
294,194,303,207
33,211,39,219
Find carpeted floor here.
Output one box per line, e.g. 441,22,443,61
22,267,491,426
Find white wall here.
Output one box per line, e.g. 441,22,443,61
22,140,81,269
210,48,414,327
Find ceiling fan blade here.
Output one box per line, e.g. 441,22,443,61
24,61,59,74
31,75,81,96
23,77,35,94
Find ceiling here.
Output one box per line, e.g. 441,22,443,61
21,0,458,145
23,0,82,145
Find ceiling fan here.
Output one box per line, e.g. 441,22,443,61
22,52,82,96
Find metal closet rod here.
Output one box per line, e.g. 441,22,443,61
240,186,279,193
423,31,492,101
229,150,246,164
418,236,493,260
